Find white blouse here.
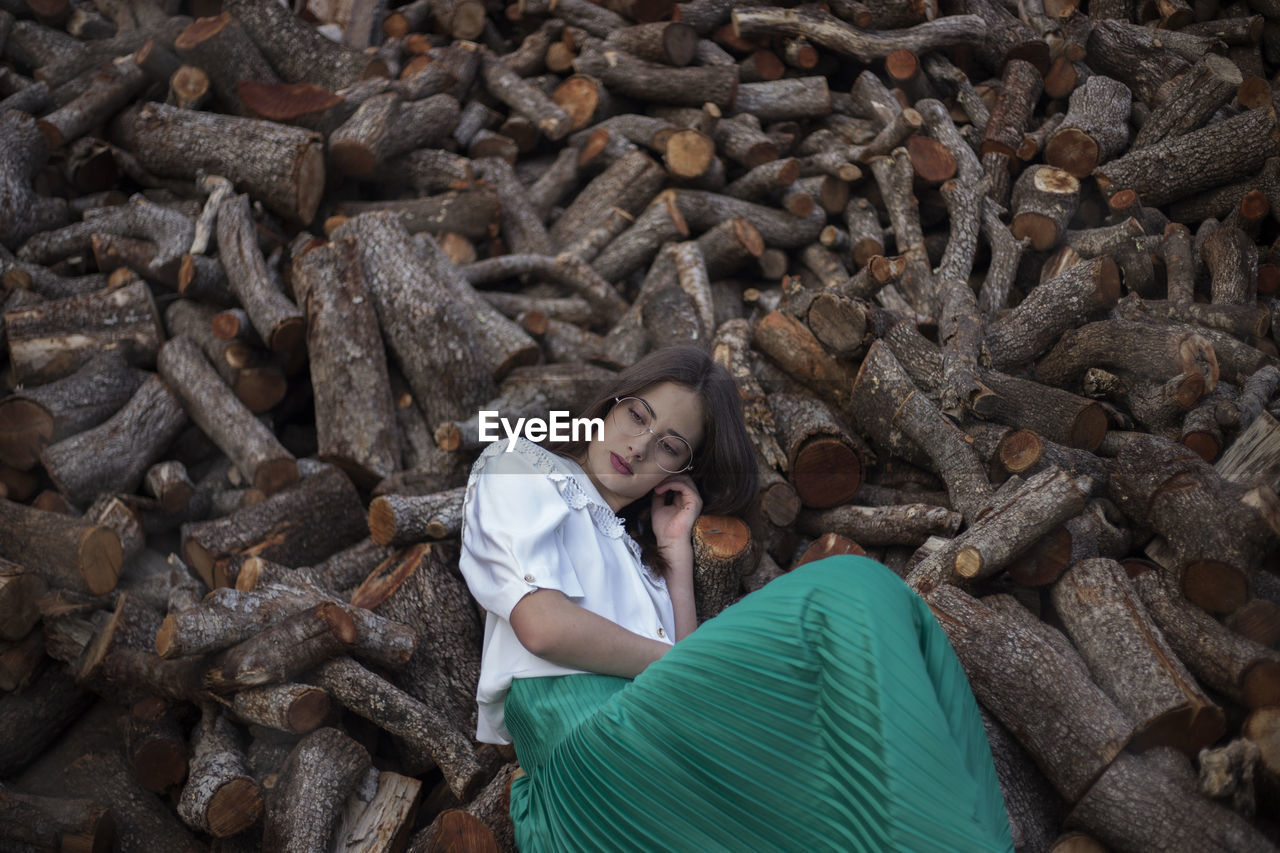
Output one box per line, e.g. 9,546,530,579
458,437,676,744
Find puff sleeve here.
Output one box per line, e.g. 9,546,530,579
459,447,583,621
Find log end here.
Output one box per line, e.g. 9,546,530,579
663,129,716,179
155,614,178,658
285,686,331,733
1005,527,1073,586
1044,128,1100,179
906,135,956,184
998,429,1045,474
761,482,801,527
133,738,188,793
316,601,358,646
795,532,865,567
329,141,377,177
953,546,983,579
1243,660,1280,709
693,515,752,561
233,367,289,414
1127,704,1225,756
239,81,343,122
80,525,124,596
791,436,864,509
267,316,306,360
1068,403,1108,452
368,496,397,546
419,809,498,853
0,398,54,470
552,75,601,132
434,422,462,452
206,777,264,838
1010,211,1063,252
1181,427,1223,462
1181,560,1249,615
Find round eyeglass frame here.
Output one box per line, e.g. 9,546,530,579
611,396,694,474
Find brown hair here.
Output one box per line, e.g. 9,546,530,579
550,345,759,578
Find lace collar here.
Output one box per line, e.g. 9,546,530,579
469,438,649,570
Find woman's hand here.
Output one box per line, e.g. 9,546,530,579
651,475,702,552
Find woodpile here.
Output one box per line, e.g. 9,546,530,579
3,0,1280,850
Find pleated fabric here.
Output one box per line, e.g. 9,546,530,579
503,555,1014,852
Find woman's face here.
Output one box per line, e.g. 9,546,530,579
578,382,706,514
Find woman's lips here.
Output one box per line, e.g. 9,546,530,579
610,452,632,475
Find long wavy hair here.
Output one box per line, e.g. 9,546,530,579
549,345,759,578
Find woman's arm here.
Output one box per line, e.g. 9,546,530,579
509,588,671,678
662,541,698,641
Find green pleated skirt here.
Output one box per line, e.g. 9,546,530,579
503,555,1014,852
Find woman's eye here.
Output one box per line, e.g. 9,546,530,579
630,408,645,424
659,440,677,456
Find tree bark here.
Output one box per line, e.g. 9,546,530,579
4,279,163,386
293,238,399,489
181,465,365,590
0,498,121,595
40,373,187,507
262,726,372,853
1053,558,1226,755
110,101,325,224
1095,107,1280,207
349,541,482,747
924,583,1134,804
312,655,492,800
158,334,298,497
176,705,262,837
731,6,984,61
0,352,147,470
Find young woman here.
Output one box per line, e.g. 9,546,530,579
458,345,1014,852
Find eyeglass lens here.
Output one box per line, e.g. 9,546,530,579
612,398,692,473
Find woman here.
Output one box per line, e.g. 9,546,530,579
458,345,1014,852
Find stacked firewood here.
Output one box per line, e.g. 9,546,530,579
3,0,1280,849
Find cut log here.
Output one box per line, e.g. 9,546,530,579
4,279,163,386
262,726,372,853
312,656,491,800
368,489,465,545
349,541,482,748
0,785,115,852
906,466,1090,592
797,502,961,547
1094,106,1280,207
1010,166,1080,251
850,340,992,522
1063,748,1275,852
110,101,325,223
692,514,754,620
204,601,356,692
0,664,93,778
164,299,286,415
0,499,121,595
216,194,305,356
0,352,147,470
124,696,188,793
158,334,299,497
231,683,330,735
1052,557,1225,755
766,392,865,508
328,212,494,426
924,583,1133,804
0,109,70,250
1043,75,1130,179
292,237,399,488
176,705,262,837
181,465,365,590
39,374,187,507
1130,564,1280,708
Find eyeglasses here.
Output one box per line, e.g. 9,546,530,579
611,397,693,474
